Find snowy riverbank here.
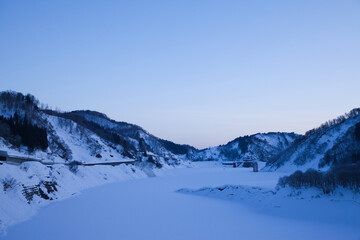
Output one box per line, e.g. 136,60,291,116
3,162,360,240
0,160,188,235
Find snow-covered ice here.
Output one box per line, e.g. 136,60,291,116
2,162,360,240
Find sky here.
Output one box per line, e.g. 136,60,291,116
0,0,359,149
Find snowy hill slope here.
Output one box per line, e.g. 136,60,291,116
0,91,196,166
43,109,197,163
0,160,152,234
265,109,360,172
188,132,300,163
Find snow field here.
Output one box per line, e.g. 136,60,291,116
3,162,360,240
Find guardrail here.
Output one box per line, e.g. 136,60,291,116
80,160,139,166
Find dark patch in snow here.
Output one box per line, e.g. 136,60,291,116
22,181,58,204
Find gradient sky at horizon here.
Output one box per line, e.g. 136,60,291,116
1,0,359,148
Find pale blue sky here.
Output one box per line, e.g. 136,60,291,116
1,0,359,148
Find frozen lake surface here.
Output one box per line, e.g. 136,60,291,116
3,162,360,240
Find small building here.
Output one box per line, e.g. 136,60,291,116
242,158,253,168
222,161,241,168
222,161,235,166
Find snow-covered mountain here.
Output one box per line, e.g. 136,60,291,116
188,132,300,163
43,109,198,164
0,91,300,166
0,91,196,167
2,90,358,172
265,108,360,172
